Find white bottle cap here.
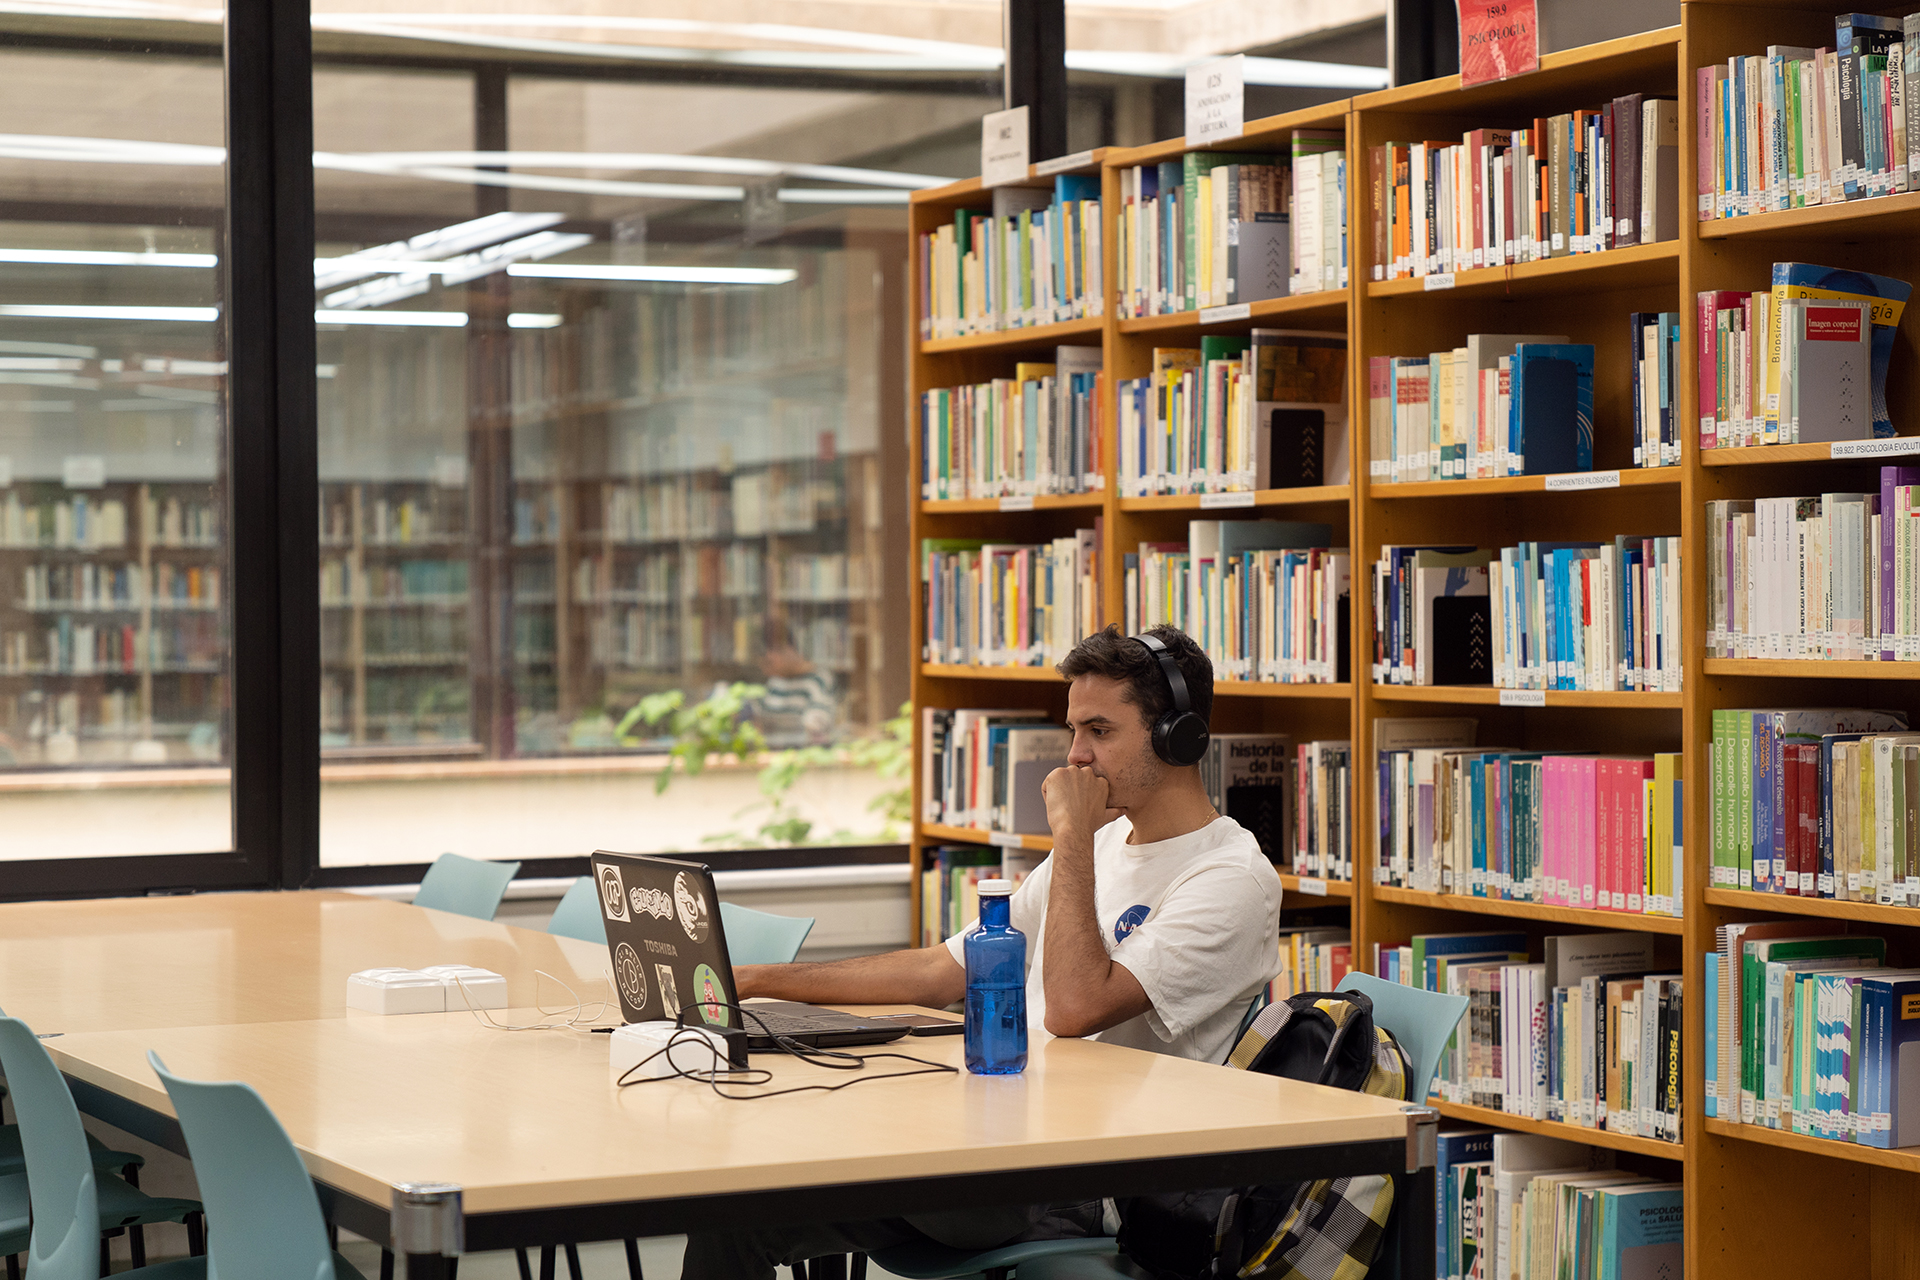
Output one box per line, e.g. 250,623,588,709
978,878,1014,895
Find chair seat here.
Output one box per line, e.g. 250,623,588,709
868,1236,1119,1280
0,1124,144,1178
996,1254,1127,1280
97,1168,203,1229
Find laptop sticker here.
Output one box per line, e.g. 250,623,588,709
598,863,629,922
613,942,648,1010
674,872,712,943
631,885,672,920
692,962,729,1026
656,964,681,1018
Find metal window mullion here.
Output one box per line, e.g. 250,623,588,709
225,0,321,889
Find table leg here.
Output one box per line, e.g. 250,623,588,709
1400,1106,1438,1280
393,1181,464,1280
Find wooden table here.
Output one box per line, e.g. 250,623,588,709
3,893,1438,1278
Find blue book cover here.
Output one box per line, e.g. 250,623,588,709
1596,1183,1684,1280
1853,971,1920,1147
1433,1130,1493,1280
1659,314,1679,462
1771,263,1913,436
1511,343,1596,475
1706,951,1720,1116
1412,931,1530,990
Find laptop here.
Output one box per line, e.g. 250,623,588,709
589,851,909,1052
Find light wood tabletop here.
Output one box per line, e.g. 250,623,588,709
0,891,610,1035
45,1007,1416,1216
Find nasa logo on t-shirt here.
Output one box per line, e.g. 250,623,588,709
1113,903,1152,943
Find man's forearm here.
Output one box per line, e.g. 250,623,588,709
736,946,964,1009
1041,830,1147,1037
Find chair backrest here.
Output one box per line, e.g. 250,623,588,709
718,902,814,965
1335,972,1469,1103
548,875,607,944
148,1051,336,1280
0,1015,101,1280
412,853,522,921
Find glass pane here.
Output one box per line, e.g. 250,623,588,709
315,51,952,866
0,41,231,859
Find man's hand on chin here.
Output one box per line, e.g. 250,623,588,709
1042,765,1123,848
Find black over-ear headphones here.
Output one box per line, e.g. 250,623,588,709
1133,633,1209,767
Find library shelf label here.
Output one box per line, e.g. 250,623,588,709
1544,470,1621,491
1199,490,1258,509
980,106,1030,187
1199,303,1253,324
432,454,468,488
1184,54,1244,144
998,495,1036,512
1035,150,1097,177
1423,272,1457,291
1458,0,1539,89
987,831,1023,849
1295,877,1329,896
63,455,105,489
1499,688,1548,707
1830,437,1920,459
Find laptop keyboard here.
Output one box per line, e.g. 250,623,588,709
739,1008,837,1036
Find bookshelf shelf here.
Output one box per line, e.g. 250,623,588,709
1115,292,1346,335
1697,441,1860,466
920,492,1108,515
1369,470,1681,499
1368,684,1683,708
1700,658,1920,680
1117,485,1349,511
921,823,1052,851
920,663,1064,682
919,317,1103,356
1697,189,1920,243
1702,887,1920,927
1214,680,1354,700
1375,884,1686,934
1364,240,1680,302
1282,875,1354,898
1433,1099,1685,1160
1703,1118,1920,1173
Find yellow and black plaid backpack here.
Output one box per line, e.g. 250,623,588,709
1116,989,1411,1280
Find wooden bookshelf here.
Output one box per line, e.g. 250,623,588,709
906,15,1920,1274
1432,1099,1686,1160
1374,885,1686,935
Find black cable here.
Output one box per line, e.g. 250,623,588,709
613,1001,959,1100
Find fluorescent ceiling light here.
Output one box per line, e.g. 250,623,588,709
321,230,591,310
0,357,85,371
137,384,218,405
507,313,563,329
0,305,217,322
313,211,565,290
0,372,99,388
507,264,798,285
314,309,466,328
0,248,216,268
777,188,909,204
0,340,97,358
356,152,945,191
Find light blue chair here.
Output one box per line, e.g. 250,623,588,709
412,853,521,921
547,875,607,944
146,1052,369,1280
0,1015,203,1280
719,901,815,965
1335,971,1469,1102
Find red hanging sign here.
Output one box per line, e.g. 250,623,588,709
1458,0,1539,88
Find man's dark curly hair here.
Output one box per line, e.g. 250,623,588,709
1055,624,1212,729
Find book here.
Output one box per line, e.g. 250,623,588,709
1510,343,1597,475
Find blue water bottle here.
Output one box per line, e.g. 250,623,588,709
963,878,1027,1074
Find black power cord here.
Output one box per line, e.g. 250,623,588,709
613,1001,959,1100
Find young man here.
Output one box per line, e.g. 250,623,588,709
681,624,1283,1280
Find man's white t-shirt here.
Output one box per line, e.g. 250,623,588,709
943,814,1282,1064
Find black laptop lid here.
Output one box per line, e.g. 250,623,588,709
590,851,738,1029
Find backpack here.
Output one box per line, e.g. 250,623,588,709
1115,990,1412,1280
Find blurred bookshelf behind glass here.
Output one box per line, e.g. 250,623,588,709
316,244,898,761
